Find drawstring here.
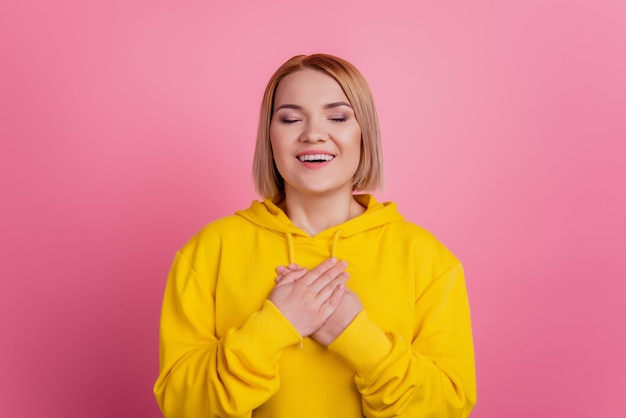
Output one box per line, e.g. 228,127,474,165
287,230,342,262
284,232,302,349
330,230,341,259
284,229,341,350
286,232,295,265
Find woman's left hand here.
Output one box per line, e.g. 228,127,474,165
275,263,363,346
310,287,363,345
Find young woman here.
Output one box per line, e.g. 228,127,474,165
154,54,476,417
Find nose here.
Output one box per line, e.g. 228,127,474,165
299,118,327,143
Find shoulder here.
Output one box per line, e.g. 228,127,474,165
388,218,461,273
369,196,461,267
200,213,252,235
182,214,251,249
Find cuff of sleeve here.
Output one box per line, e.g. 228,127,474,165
231,300,303,364
328,310,392,375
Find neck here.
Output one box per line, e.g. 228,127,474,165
280,188,365,236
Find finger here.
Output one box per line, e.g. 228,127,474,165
302,258,343,287
326,283,346,308
275,267,308,285
315,271,349,300
276,263,304,276
301,258,338,286
307,261,348,293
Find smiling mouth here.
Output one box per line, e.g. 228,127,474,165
297,154,335,162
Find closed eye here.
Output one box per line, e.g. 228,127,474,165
329,117,347,122
281,118,300,124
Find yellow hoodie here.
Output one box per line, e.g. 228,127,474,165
154,195,476,417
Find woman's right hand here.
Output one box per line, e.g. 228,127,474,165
268,258,349,337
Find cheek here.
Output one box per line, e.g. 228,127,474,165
350,122,362,143
350,127,362,157
349,129,363,172
268,129,279,156
269,139,284,161
269,138,289,174
269,126,288,155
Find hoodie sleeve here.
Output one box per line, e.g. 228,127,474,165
153,250,302,418
328,262,476,417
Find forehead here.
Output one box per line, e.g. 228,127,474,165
274,69,349,106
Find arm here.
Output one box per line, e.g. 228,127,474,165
153,251,302,418
328,263,476,417
154,254,349,417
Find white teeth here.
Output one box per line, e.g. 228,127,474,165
298,154,335,162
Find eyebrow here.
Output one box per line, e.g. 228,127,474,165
274,101,353,112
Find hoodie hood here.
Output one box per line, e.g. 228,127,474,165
235,194,404,264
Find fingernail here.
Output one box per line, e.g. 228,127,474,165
276,266,286,274
339,260,348,268
329,257,337,264
288,263,298,270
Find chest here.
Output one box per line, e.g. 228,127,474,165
213,230,419,339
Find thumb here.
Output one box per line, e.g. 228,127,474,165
274,267,307,285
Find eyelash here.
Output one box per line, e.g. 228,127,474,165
280,117,348,124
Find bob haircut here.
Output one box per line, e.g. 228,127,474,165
253,53,384,198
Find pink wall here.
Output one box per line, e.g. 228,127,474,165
2,1,625,417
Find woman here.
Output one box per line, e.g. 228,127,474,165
154,54,476,417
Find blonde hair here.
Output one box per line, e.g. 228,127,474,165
253,53,384,198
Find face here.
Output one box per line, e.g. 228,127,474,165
270,69,362,198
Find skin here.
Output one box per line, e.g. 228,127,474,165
269,259,350,338
269,68,365,236
267,69,365,345
274,263,363,346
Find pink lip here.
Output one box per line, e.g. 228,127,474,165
299,160,332,170
295,149,335,157
295,149,335,170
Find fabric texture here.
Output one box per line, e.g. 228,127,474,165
154,194,476,417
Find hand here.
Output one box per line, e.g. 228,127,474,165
311,288,363,346
274,262,363,346
268,258,349,337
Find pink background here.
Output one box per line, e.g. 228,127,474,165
1,1,625,417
